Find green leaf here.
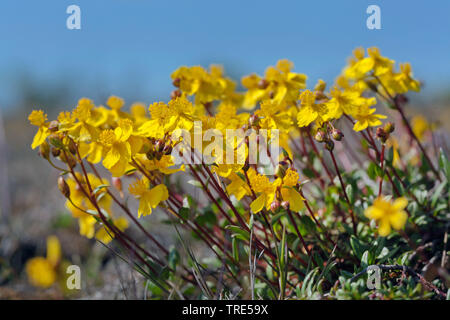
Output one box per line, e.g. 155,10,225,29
195,209,217,226
232,237,239,262
187,179,202,188
431,181,447,208
271,211,287,225
361,250,373,268
178,207,190,220
438,148,450,180
350,235,368,260
367,162,377,180
346,184,354,204
302,168,316,179
93,184,109,195
225,225,250,241
168,246,180,270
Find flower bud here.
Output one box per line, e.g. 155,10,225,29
270,200,280,213
275,160,289,178
155,139,165,153
172,78,181,88
146,150,155,160
51,147,61,157
163,144,173,155
325,140,334,151
376,127,388,143
315,91,328,101
171,89,182,99
281,201,290,210
112,177,122,192
258,79,269,90
57,176,70,198
331,129,344,141
62,153,77,169
68,140,77,155
384,122,395,134
48,120,59,132
38,141,50,160
248,114,259,127
48,133,63,149
314,130,326,143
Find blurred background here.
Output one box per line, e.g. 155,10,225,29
0,0,449,298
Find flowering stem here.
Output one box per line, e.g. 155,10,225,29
299,191,337,248
373,75,441,181
378,144,385,197
328,149,357,234
286,208,318,267
307,130,334,182
66,153,164,279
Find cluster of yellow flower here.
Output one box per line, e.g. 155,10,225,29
29,47,421,243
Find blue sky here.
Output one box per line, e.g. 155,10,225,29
1,0,449,109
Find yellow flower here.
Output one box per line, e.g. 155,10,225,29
26,257,57,288
256,100,293,130
411,115,429,142
383,63,420,95
297,90,330,127
247,168,278,213
107,95,125,110
241,59,307,109
226,172,251,200
99,119,136,177
325,87,366,119
139,97,195,138
352,99,386,132
129,179,169,218
344,47,394,79
171,65,234,105
215,102,249,131
279,168,305,212
140,154,185,175
29,110,50,149
26,236,61,288
131,102,149,126
365,197,408,236
67,98,99,142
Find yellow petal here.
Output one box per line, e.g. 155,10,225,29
378,218,391,237
148,184,169,208
26,257,57,288
103,146,120,169
250,194,266,214
31,127,50,149
389,210,408,230
138,194,152,218
281,188,304,212
297,106,317,127
392,197,408,211
46,236,61,267
353,120,368,132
